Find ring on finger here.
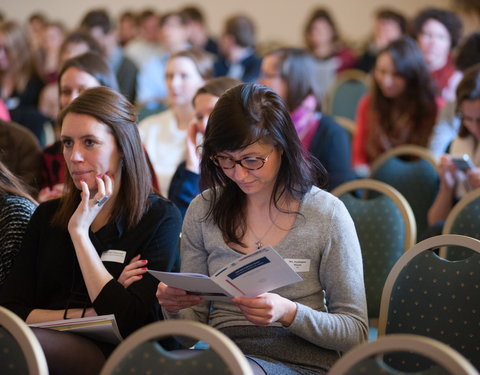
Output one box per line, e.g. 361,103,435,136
94,196,109,206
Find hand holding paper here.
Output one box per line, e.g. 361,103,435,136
149,246,302,302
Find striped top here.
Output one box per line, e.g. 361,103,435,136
0,194,36,286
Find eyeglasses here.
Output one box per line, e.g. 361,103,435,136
211,149,274,170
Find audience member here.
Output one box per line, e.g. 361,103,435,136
0,87,182,375
412,7,463,102
79,9,138,103
117,10,138,47
156,83,368,374
0,120,42,194
429,31,480,157
180,5,218,55
0,160,37,286
356,8,407,73
353,37,438,175
124,9,162,68
39,30,103,121
38,52,119,202
139,49,212,196
304,8,357,91
136,11,191,109
168,77,241,217
0,21,49,145
38,21,67,84
214,15,262,83
427,65,480,233
259,47,356,190
26,12,48,65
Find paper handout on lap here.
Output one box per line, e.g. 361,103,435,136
148,246,303,301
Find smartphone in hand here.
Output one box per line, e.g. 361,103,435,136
451,154,475,172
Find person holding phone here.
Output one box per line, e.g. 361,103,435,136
427,65,480,233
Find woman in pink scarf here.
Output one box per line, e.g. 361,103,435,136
259,47,356,190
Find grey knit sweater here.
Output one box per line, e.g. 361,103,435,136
166,186,368,354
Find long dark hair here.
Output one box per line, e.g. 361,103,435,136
263,47,323,111
368,36,437,161
52,87,152,230
200,83,322,247
456,64,480,138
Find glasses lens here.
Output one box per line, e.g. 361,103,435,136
214,156,234,169
241,158,264,170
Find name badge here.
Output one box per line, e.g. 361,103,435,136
285,259,311,273
101,249,127,264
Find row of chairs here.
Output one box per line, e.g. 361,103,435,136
3,234,477,374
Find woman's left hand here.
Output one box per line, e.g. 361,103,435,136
232,293,297,327
68,174,113,236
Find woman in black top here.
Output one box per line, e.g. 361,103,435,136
0,87,182,374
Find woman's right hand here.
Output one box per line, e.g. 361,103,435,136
156,282,203,313
118,254,148,288
184,119,202,174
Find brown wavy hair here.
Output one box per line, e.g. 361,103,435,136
52,86,152,230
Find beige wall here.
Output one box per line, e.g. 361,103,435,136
3,0,450,46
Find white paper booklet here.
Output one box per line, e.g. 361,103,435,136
148,246,303,301
29,314,122,345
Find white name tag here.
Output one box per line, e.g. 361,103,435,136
101,250,127,264
285,259,311,272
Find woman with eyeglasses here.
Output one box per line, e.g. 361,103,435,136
427,65,480,233
156,83,368,374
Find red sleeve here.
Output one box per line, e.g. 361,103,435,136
352,95,370,167
336,47,358,72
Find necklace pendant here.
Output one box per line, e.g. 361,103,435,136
255,241,263,249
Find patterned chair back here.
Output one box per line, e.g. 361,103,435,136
328,334,478,375
370,145,439,240
442,189,480,260
378,234,480,372
100,319,253,375
332,179,416,320
325,69,369,121
0,306,48,375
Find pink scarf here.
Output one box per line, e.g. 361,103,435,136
290,95,321,150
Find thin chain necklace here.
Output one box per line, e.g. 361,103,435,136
248,211,279,250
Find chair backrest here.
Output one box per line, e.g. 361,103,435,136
441,188,480,260
370,145,439,240
334,116,355,140
328,334,479,375
332,179,416,319
378,234,480,371
324,69,369,120
100,319,253,375
0,306,49,375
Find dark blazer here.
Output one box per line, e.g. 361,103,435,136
214,52,262,83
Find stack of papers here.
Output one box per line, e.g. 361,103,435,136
29,314,122,344
149,246,303,301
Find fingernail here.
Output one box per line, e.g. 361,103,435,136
96,175,101,178
80,179,85,183
142,259,148,264
142,267,148,270
138,275,143,279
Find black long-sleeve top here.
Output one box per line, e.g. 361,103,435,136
0,194,182,338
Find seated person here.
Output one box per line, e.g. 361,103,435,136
412,7,463,102
427,65,480,235
356,8,407,73
156,83,368,374
353,37,438,176
214,15,262,83
0,87,182,375
168,77,241,218
0,160,37,286
259,47,356,190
